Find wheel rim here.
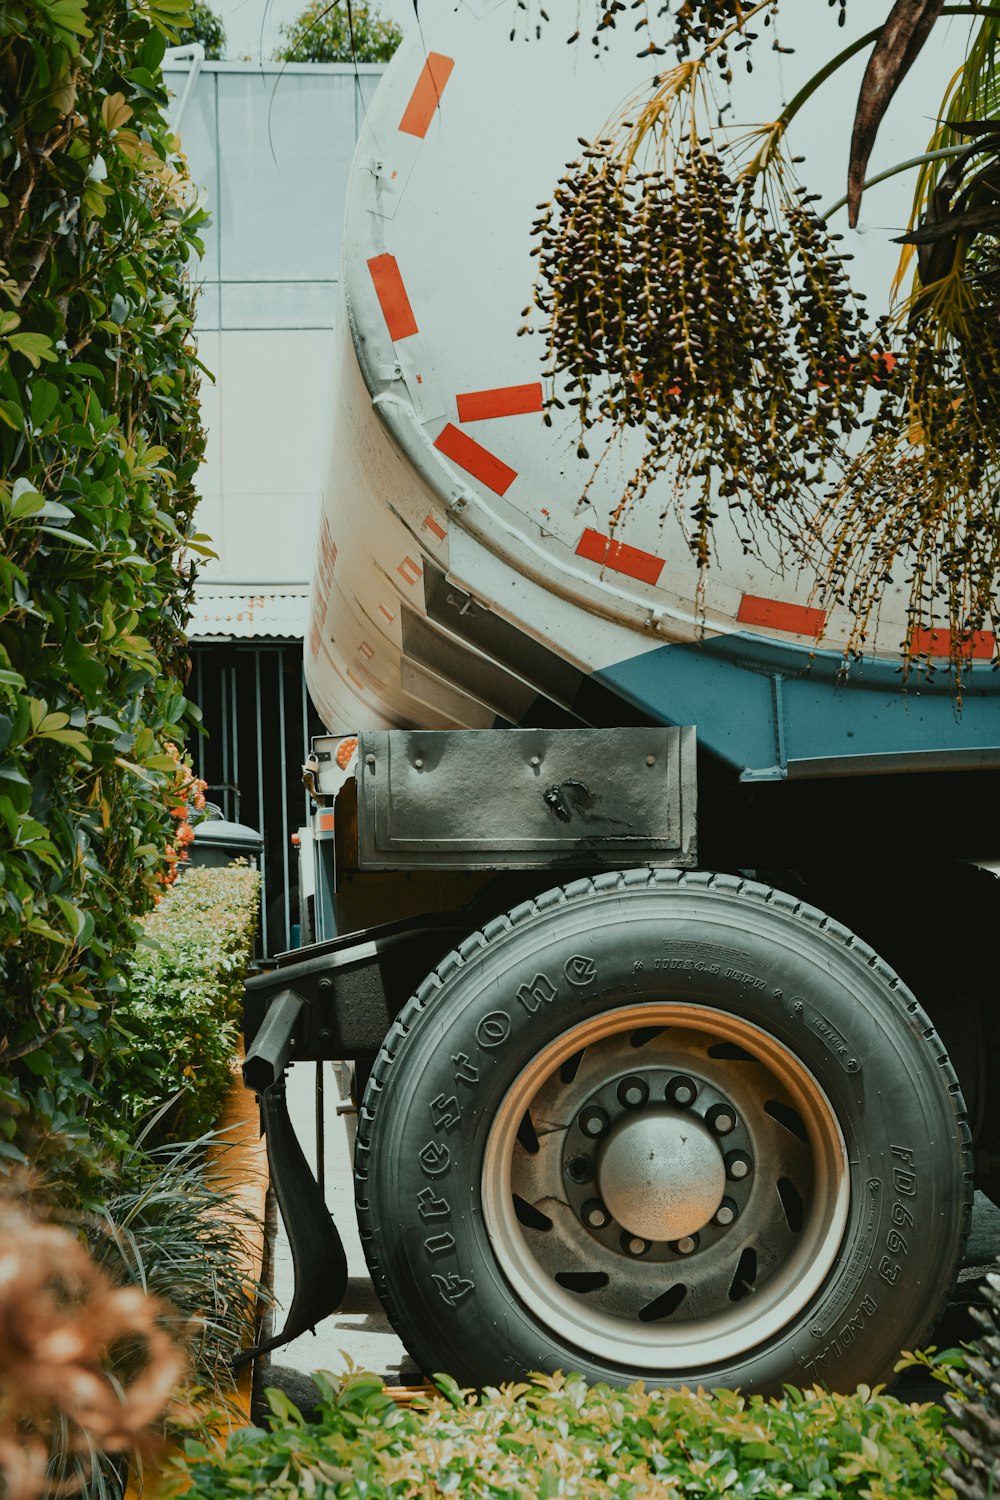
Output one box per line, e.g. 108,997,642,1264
481,1003,850,1371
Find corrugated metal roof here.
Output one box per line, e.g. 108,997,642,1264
189,585,311,641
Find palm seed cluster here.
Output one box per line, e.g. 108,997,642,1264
516,0,805,68
525,0,1000,669
531,135,880,568
816,313,1000,673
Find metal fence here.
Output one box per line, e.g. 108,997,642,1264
189,640,325,956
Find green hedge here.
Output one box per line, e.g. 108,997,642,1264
105,864,260,1144
175,1369,956,1500
0,0,207,1197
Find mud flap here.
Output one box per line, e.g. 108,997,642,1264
233,994,348,1367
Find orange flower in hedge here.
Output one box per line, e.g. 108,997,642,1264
161,745,208,882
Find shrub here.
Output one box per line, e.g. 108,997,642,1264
941,1267,1000,1499
0,0,208,1198
0,1195,184,1500
274,0,402,64
175,0,226,58
104,865,260,1144
1,1128,268,1500
173,1367,958,1500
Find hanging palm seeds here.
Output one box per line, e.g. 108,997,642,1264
530,2,1000,674
532,66,877,570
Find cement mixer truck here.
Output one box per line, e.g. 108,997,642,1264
241,1,1000,1394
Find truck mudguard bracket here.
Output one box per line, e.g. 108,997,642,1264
243,914,470,1063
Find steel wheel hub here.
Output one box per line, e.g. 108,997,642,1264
482,1003,850,1372
599,1109,726,1242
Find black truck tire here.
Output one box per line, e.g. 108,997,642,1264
355,868,972,1393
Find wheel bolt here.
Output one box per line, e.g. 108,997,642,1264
665,1074,698,1108
706,1103,737,1136
725,1150,753,1181
565,1154,594,1184
617,1075,649,1110
579,1106,610,1138
714,1198,738,1227
582,1199,610,1229
674,1234,699,1255
622,1232,650,1257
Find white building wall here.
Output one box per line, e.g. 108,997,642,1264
165,62,385,591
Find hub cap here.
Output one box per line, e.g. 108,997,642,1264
599,1110,726,1242
481,1004,849,1372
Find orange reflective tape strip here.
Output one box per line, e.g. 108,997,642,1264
575,527,664,587
399,53,455,137
424,512,446,540
456,383,544,422
367,254,419,340
434,423,517,496
738,594,826,637
910,628,995,659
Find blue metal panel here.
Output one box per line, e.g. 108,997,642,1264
596,635,1000,781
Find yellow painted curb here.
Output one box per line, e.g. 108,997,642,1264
384,1385,436,1407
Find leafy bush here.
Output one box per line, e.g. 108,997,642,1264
0,0,208,1197
274,0,402,63
940,1267,1000,1499
104,866,260,1144
0,1195,183,1500
175,0,226,58
1,1128,268,1500
174,1368,958,1500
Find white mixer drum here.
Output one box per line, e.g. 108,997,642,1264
305,1,983,739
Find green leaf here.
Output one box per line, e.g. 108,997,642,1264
52,896,89,944
11,484,45,519
6,332,57,367
144,753,181,771
29,379,60,427
37,526,97,548
0,401,25,431
38,728,92,760
41,0,94,36
36,712,70,734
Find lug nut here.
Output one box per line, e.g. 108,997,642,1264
579,1105,610,1138
622,1232,650,1257
674,1234,699,1255
714,1198,738,1227
565,1154,594,1184
706,1104,738,1136
665,1074,698,1108
617,1075,649,1110
582,1199,610,1229
725,1150,753,1181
